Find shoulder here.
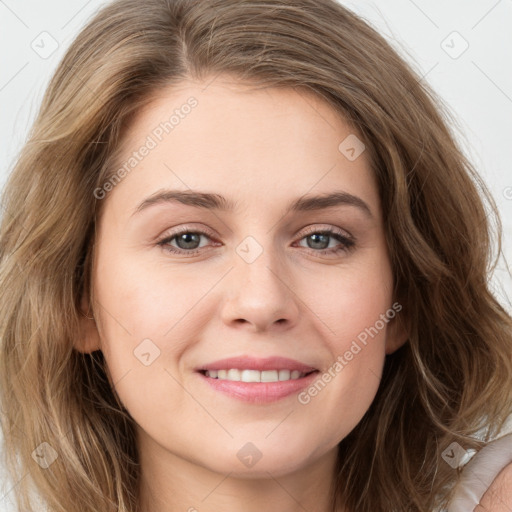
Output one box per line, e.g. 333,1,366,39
476,460,512,511
447,433,512,512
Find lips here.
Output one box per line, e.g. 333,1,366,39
195,355,318,373
195,356,320,403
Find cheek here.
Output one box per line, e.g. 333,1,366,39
92,264,193,431
295,256,393,438
304,251,393,351
297,325,387,452
93,248,206,352
91,248,219,412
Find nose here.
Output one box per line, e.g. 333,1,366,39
220,242,300,333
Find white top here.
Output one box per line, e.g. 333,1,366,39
447,432,512,511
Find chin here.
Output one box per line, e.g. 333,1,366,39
203,444,321,479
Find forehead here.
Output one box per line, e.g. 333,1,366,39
102,77,380,220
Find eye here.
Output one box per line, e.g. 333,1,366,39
294,226,355,256
156,227,217,256
156,225,355,257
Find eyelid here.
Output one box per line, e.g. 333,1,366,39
299,223,353,240
156,223,217,241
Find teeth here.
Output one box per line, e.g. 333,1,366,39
278,369,291,381
227,369,239,381
204,369,309,382
241,370,261,382
261,370,278,382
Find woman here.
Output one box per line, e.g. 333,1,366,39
1,0,511,510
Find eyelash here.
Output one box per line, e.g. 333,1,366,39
156,225,355,257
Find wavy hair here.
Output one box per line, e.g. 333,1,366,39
1,0,511,511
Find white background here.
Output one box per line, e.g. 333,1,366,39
1,0,511,509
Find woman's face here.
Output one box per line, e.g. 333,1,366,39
80,76,406,478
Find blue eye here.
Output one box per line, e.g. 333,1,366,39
296,230,355,254
157,230,214,255
156,227,355,257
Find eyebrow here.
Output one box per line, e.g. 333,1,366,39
131,189,373,218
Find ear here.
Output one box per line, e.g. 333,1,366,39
75,291,101,354
384,303,408,355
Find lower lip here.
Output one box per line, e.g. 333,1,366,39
197,371,319,403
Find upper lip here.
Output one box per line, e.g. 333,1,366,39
196,356,318,373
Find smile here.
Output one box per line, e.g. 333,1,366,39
203,369,313,382
197,369,320,404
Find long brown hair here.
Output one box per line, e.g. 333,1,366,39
1,1,511,510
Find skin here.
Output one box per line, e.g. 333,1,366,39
475,463,512,511
77,76,409,512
